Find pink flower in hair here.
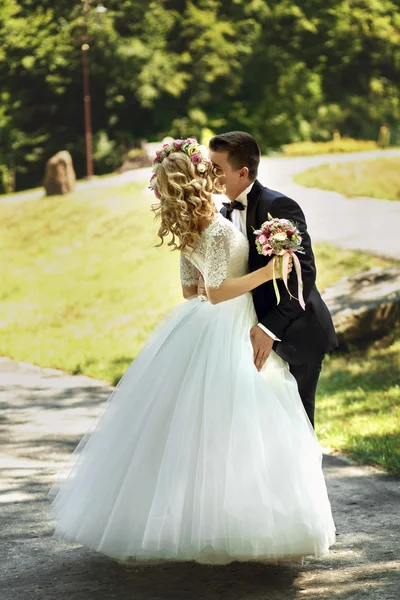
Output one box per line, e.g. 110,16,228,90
191,153,202,165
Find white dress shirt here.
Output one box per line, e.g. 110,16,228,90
227,183,281,342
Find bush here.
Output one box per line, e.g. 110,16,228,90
126,148,148,161
282,138,378,156
93,131,123,174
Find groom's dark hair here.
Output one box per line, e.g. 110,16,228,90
209,131,260,179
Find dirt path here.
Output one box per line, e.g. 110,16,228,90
1,358,399,600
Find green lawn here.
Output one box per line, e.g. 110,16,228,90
0,183,183,385
282,138,378,156
1,182,398,473
295,156,400,201
316,329,400,476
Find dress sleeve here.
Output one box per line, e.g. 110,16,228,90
203,227,230,289
180,253,200,287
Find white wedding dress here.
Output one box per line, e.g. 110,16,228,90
49,213,335,565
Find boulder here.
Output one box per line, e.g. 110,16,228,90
44,151,76,196
322,267,400,346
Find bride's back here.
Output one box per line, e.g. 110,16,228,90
183,214,249,287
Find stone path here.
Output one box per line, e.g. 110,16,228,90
1,358,399,600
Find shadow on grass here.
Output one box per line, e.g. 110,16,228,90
109,355,135,386
339,432,400,475
319,351,399,396
70,354,134,386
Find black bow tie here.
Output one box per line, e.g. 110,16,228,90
222,200,245,213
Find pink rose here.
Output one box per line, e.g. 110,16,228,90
173,140,183,149
191,153,202,165
262,245,272,256
163,143,170,149
287,227,296,236
155,150,162,158
258,234,267,245
186,137,196,144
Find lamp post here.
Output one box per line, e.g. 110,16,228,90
81,0,107,179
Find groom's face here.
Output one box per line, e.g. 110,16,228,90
209,150,248,201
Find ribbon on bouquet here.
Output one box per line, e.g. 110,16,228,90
272,250,306,311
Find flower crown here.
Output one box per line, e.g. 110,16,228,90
149,137,211,199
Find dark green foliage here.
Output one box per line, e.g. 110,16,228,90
1,0,399,190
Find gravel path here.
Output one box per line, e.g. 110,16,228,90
1,358,399,600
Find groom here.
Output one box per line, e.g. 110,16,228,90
208,131,338,427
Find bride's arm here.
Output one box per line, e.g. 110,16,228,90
180,254,200,300
206,259,280,305
203,226,291,305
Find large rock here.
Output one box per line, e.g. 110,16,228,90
44,151,76,196
323,267,400,346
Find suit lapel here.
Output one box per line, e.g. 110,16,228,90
246,179,264,241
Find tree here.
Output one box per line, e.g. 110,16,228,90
1,0,399,191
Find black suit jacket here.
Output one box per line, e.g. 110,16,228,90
221,180,338,365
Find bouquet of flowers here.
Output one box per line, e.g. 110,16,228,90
254,214,306,310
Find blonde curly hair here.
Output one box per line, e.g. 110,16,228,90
152,152,219,252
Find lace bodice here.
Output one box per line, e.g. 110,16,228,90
180,213,249,288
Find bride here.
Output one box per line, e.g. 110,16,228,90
49,138,335,565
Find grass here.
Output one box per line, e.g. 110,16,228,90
316,328,400,476
282,138,378,156
295,156,400,201
0,183,183,385
0,182,399,473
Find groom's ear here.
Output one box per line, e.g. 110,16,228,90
239,166,249,179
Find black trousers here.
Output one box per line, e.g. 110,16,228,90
289,359,324,428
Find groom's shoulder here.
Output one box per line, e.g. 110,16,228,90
256,181,305,219
256,181,293,204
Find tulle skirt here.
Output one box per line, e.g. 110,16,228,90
49,293,335,565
